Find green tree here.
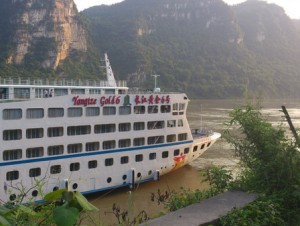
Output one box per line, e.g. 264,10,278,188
223,104,300,225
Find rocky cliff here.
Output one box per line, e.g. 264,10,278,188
5,0,87,69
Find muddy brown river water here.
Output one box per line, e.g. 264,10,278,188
87,98,300,225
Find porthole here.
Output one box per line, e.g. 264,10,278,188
9,194,16,201
53,186,59,191
107,177,112,183
32,190,38,197
137,172,141,178
72,183,78,190
148,170,152,176
122,175,127,180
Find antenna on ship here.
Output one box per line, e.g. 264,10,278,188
151,74,160,93
104,53,117,87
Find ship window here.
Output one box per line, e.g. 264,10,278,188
89,89,101,94
119,106,131,115
207,142,211,147
178,119,184,127
71,89,85,94
70,162,80,171
119,123,131,132
105,158,114,166
135,154,143,162
48,127,63,137
14,88,30,99
121,156,129,164
88,160,97,169
26,108,44,119
103,107,116,115
32,190,38,197
3,149,22,161
48,108,64,118
103,140,116,150
148,136,164,145
0,88,8,99
167,134,176,143
167,120,176,127
174,149,180,156
86,142,100,152
162,151,169,158
54,88,68,96
50,165,61,174
161,105,171,113
201,144,205,149
29,168,41,177
119,139,131,148
134,106,145,114
147,121,164,130
67,143,82,153
148,105,158,114
172,103,178,111
149,153,156,160
48,145,64,156
26,128,43,139
86,107,100,116
67,125,91,136
3,109,22,120
3,129,22,140
104,89,115,94
184,147,190,154
178,133,188,141
193,146,198,152
67,107,83,117
26,147,44,158
133,137,145,146
133,122,145,131
6,171,19,181
179,103,185,111
95,124,115,133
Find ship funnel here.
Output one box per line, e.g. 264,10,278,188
105,53,117,87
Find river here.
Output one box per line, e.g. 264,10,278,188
87,98,300,225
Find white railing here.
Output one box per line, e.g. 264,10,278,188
0,77,127,88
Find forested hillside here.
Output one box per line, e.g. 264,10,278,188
83,0,300,98
0,0,300,98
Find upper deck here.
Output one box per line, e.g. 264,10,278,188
0,77,128,101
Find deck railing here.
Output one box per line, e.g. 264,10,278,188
0,77,127,88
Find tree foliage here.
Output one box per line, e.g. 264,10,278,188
223,104,300,225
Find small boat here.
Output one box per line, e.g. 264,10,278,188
0,54,220,203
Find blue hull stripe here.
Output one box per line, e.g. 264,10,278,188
0,140,193,167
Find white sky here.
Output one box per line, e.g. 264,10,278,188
74,0,300,19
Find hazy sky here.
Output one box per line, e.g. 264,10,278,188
74,0,300,19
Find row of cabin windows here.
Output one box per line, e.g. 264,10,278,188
2,133,188,161
5,143,213,181
2,120,184,140
2,103,181,120
5,147,192,181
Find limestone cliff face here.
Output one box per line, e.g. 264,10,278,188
7,0,87,69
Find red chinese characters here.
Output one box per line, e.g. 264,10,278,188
134,95,170,105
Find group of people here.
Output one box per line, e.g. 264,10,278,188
44,89,54,98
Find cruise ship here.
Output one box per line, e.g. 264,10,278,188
0,54,220,203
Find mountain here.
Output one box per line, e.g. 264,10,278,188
0,0,104,79
83,0,300,98
0,0,300,98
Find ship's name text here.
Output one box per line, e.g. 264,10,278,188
72,96,97,106
72,95,171,106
